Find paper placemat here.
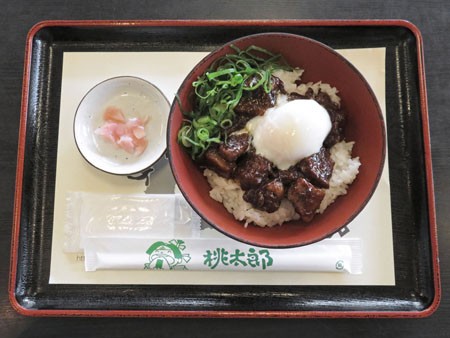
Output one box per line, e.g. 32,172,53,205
49,48,394,285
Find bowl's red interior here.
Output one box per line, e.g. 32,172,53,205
168,33,385,248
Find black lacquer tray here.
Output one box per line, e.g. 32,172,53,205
9,20,439,318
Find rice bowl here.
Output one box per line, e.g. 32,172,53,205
168,32,385,248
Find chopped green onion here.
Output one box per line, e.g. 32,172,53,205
196,128,210,141
220,119,233,128
177,44,291,159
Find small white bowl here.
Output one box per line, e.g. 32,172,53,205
74,76,170,175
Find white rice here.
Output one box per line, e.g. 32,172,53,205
203,69,360,227
273,68,341,106
272,68,304,93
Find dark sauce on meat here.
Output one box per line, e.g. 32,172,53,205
234,150,273,190
299,147,334,189
243,178,285,213
314,91,346,147
287,178,326,222
218,133,250,162
234,75,285,118
203,146,236,179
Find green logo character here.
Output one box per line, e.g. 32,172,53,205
144,239,191,270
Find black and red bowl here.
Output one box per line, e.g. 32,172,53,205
168,33,386,248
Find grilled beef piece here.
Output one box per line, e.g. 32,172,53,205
218,133,250,162
313,90,346,148
288,92,308,101
287,177,325,222
234,75,285,117
324,108,346,148
234,151,272,190
277,166,303,185
314,91,338,111
226,114,252,134
203,147,236,178
299,148,334,189
243,179,285,213
304,88,315,99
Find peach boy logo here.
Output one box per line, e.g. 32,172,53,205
144,239,191,270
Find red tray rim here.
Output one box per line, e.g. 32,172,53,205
9,19,440,319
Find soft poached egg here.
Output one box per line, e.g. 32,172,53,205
246,97,332,170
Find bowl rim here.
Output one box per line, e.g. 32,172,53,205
168,32,386,248
73,75,170,176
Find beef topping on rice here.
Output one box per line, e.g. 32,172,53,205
277,165,303,186
304,87,315,98
226,114,252,134
243,178,285,213
313,90,346,148
234,151,273,190
203,146,236,179
234,75,285,117
324,107,346,148
299,147,334,189
287,177,326,222
218,133,250,162
314,91,339,111
202,133,250,178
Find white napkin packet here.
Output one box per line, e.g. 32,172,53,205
64,191,362,274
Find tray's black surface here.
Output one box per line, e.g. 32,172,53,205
13,22,437,315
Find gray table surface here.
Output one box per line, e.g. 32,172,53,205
1,1,449,337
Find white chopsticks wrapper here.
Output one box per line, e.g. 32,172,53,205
64,192,362,274
84,237,361,273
